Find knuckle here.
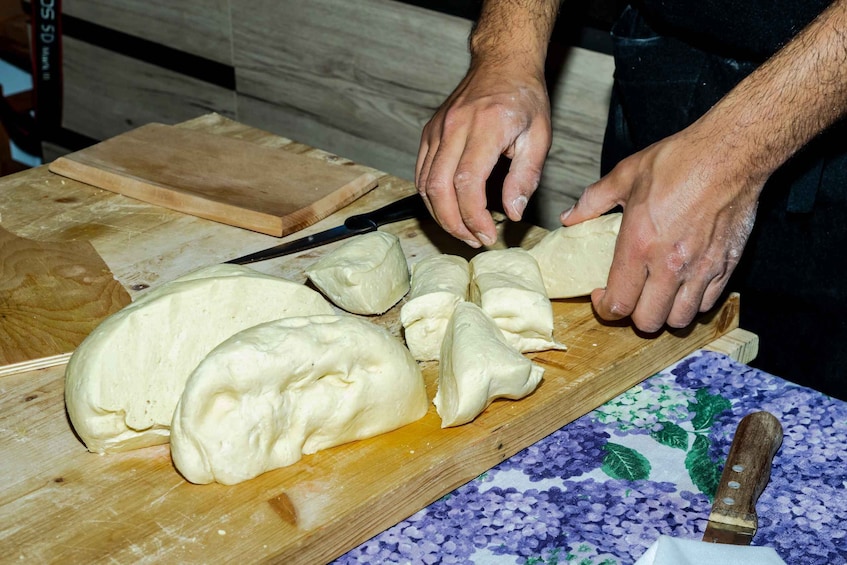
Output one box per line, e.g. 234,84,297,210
453,170,484,194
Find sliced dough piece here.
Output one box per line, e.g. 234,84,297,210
528,213,622,298
64,264,334,454
171,315,428,485
470,248,565,353
434,302,544,428
400,254,470,361
306,231,410,315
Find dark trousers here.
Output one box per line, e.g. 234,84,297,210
602,6,847,400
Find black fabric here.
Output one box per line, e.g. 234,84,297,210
602,6,847,400
635,0,832,61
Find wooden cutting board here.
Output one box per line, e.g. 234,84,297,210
0,292,740,563
0,226,131,377
47,123,379,236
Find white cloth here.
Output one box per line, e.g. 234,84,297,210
634,535,787,565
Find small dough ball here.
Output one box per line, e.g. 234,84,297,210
306,231,410,315
528,213,622,298
64,264,334,454
434,302,544,428
470,248,565,353
400,254,470,361
170,315,428,485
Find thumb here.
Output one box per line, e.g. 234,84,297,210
561,172,624,226
502,119,551,221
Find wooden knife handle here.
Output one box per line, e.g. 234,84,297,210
708,411,783,532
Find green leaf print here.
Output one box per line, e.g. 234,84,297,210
685,434,722,499
689,388,732,430
650,421,689,450
601,442,651,480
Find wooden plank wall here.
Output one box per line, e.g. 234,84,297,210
52,0,614,229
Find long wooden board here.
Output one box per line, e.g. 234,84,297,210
0,226,131,377
0,293,739,564
48,122,379,236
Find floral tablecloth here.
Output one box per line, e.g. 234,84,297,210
335,350,847,565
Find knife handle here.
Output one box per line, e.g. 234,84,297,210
708,411,783,533
344,193,426,230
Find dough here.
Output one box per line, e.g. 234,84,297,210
434,302,544,428
170,315,428,485
64,264,334,454
306,231,410,315
528,213,622,298
470,248,565,353
400,254,470,361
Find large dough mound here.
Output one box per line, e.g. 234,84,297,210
400,254,470,361
64,264,334,454
529,213,622,298
170,315,428,485
470,248,565,353
306,231,410,315
434,302,544,428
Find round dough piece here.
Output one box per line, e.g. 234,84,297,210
306,231,410,315
528,213,622,298
434,302,544,428
64,264,334,454
400,254,470,361
170,315,428,485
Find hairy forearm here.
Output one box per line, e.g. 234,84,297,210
700,0,847,188
469,0,562,72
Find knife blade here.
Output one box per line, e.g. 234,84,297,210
225,193,426,265
702,410,783,545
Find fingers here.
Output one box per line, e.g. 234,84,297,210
417,118,488,247
502,121,551,222
595,246,733,333
561,168,629,226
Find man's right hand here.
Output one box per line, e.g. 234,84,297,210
415,63,552,248
415,0,562,248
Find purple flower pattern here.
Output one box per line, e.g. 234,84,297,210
334,351,847,565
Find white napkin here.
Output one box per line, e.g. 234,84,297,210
634,535,786,565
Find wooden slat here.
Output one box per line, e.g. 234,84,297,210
61,37,237,144
62,0,234,64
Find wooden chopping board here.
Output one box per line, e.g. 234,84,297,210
0,226,131,377
0,292,740,564
47,123,379,237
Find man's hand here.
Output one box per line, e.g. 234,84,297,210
562,125,761,333
416,63,552,248
565,0,847,333
415,0,561,248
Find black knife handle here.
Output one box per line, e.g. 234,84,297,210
344,193,426,231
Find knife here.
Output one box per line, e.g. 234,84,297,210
225,193,426,265
702,410,783,545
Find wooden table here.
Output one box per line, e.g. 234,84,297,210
0,114,755,563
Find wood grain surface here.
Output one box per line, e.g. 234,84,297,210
63,0,234,64
0,226,131,376
48,123,379,236
60,37,238,144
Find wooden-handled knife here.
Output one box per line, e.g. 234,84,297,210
225,193,427,265
702,411,783,545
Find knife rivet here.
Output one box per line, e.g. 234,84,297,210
722,497,735,505
728,481,741,489
732,464,745,472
